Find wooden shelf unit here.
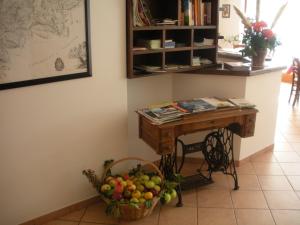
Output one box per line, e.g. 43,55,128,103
127,0,219,78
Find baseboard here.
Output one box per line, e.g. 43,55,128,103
20,196,101,225
237,144,274,166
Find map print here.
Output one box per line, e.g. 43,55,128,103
0,0,88,84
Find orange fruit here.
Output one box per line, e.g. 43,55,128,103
144,192,153,200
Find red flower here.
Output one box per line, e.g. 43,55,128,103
262,29,274,39
252,21,268,32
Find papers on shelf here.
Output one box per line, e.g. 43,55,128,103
201,97,235,108
137,98,256,125
228,98,256,108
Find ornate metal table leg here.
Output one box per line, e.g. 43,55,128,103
218,128,239,190
159,139,183,207
203,128,239,190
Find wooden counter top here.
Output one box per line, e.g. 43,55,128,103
187,63,286,77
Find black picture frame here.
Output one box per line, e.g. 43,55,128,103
0,0,92,90
222,4,231,18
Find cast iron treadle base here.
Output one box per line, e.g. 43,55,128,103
177,128,239,191
181,174,213,190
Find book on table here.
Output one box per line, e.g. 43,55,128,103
228,98,256,108
201,97,235,108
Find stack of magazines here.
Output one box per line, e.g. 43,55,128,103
138,104,187,125
137,98,255,125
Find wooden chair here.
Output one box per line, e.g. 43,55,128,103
288,58,300,106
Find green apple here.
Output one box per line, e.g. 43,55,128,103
151,176,162,185
145,181,155,189
137,184,145,192
121,181,127,187
139,198,146,203
109,179,117,188
140,175,150,183
100,184,111,193
170,189,177,199
154,185,161,192
164,193,172,203
130,197,139,203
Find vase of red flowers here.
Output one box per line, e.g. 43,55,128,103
241,21,279,68
233,4,287,68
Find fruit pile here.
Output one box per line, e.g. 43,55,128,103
100,172,177,207
83,158,179,219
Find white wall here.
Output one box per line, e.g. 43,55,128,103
219,0,243,48
240,71,282,159
0,1,128,225
127,75,173,162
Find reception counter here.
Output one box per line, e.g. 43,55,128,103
172,62,285,162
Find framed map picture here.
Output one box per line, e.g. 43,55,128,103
0,0,91,90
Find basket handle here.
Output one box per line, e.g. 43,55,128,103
101,157,163,182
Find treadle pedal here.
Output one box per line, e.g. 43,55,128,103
181,174,213,190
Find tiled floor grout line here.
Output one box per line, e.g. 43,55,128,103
229,190,238,225
257,175,277,225
78,206,88,225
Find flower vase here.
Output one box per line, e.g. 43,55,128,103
251,49,267,68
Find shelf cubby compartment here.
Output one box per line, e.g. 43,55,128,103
165,51,191,71
165,29,192,48
133,53,163,76
144,0,179,22
194,29,217,45
133,30,163,51
193,49,216,67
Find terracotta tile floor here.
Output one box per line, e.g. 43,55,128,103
45,83,300,225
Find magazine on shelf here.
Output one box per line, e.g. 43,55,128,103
137,103,186,125
201,97,235,108
177,99,217,113
228,98,256,108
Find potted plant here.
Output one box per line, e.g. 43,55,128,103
233,3,287,68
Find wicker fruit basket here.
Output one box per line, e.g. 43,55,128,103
83,157,166,220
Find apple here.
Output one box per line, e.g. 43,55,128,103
136,184,145,192
116,177,124,182
105,176,114,183
140,175,150,183
130,197,139,203
114,183,124,193
132,190,142,199
124,190,132,199
127,184,136,192
151,176,162,185
170,189,177,199
121,181,127,188
145,180,155,189
139,198,146,203
100,184,111,193
153,185,161,192
163,193,172,203
126,180,134,186
109,179,117,188
144,192,153,200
